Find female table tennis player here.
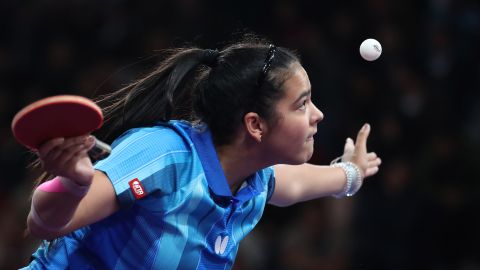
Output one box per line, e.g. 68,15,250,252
22,37,381,269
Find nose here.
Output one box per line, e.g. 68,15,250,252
311,102,324,124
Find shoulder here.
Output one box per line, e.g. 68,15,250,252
111,124,192,153
93,123,197,209
94,123,194,175
258,166,275,181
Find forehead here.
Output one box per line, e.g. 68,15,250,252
279,65,311,101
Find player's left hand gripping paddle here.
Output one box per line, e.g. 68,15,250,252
11,95,111,161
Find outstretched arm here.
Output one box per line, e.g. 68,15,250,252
27,136,119,240
269,124,381,207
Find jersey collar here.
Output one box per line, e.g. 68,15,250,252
171,121,264,200
188,124,232,197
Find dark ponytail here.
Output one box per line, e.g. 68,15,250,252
29,48,218,193
94,48,219,144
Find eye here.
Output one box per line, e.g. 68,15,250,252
299,99,307,110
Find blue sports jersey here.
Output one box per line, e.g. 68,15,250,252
24,120,276,270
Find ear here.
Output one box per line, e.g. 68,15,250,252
243,112,266,143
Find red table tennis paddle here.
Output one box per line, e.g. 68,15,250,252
11,95,111,160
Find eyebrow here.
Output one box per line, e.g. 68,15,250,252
293,89,311,104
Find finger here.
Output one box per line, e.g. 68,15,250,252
367,152,378,161
344,138,355,154
354,123,371,154
365,166,379,178
86,135,96,151
368,157,382,168
63,148,91,171
41,136,90,166
342,137,355,161
52,144,88,170
42,143,85,173
37,138,65,158
56,136,91,151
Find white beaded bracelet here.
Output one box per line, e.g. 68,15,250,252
331,162,364,198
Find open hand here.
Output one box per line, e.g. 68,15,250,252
341,124,382,178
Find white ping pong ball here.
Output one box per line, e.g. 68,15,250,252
359,38,382,61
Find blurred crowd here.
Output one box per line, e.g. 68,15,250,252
1,0,479,269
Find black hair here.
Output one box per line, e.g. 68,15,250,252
95,36,301,145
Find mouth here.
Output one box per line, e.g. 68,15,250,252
306,131,317,141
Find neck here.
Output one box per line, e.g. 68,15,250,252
215,135,268,194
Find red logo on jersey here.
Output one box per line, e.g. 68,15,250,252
128,178,147,199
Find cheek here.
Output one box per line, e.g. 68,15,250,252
276,127,313,163
266,120,313,164
289,127,308,142
276,119,309,145
289,117,310,138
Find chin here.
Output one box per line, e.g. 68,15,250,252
270,144,314,165
286,151,314,165
303,149,315,163
302,153,314,163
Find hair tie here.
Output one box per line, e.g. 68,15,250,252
202,49,220,66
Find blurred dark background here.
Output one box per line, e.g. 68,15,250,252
1,0,479,269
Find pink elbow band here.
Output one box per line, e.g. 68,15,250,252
37,176,90,197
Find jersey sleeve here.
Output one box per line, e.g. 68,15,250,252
267,167,276,202
260,166,276,202
94,126,193,209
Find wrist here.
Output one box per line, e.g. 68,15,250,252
331,162,364,198
37,176,90,197
59,177,91,197
68,175,93,187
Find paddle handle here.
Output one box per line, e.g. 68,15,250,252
88,137,111,161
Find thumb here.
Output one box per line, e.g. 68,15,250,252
354,123,370,155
